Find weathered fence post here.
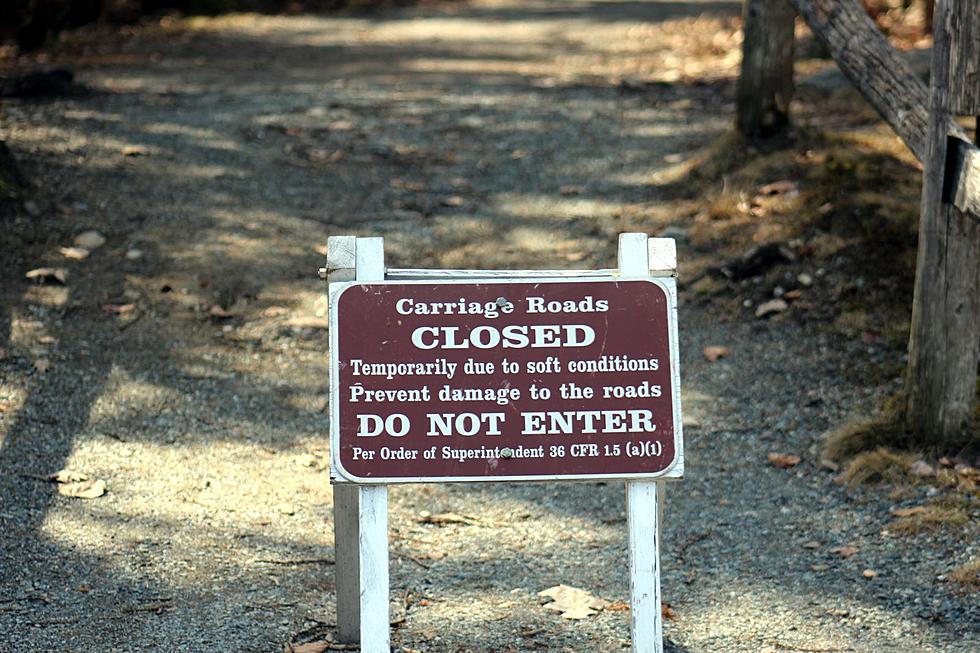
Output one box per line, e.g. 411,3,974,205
904,0,980,447
736,0,796,136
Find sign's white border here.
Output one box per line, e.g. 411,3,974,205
329,276,684,484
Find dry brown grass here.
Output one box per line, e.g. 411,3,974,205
836,447,917,488
949,559,980,593
890,495,971,535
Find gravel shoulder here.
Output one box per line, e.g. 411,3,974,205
1,1,976,652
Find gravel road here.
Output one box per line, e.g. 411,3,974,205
1,1,976,652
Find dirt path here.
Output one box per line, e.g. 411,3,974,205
0,1,976,652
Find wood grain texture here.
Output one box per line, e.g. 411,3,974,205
354,238,390,652
358,485,389,653
949,135,980,216
736,0,796,136
905,0,980,446
787,0,978,217
948,0,980,114
619,234,665,653
627,481,663,653
327,236,360,644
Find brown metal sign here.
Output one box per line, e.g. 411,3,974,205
329,279,681,483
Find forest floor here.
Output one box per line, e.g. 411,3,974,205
0,1,977,651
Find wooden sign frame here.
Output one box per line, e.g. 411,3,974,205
325,233,682,653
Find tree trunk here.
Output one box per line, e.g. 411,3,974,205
736,0,797,137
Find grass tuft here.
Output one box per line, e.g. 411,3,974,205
837,447,916,487
949,559,980,593
890,495,971,535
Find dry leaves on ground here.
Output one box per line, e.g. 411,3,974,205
25,267,68,284
703,345,731,362
755,298,789,319
59,479,107,499
538,584,609,619
417,511,481,526
759,180,799,196
286,316,329,330
891,506,928,518
44,470,107,498
59,246,90,260
768,453,802,469
284,642,329,653
829,546,860,558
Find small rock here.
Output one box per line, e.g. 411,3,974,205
125,248,143,260
797,272,814,287
755,298,788,318
23,200,41,217
862,569,878,579
74,230,106,250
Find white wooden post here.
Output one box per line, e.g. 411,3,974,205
353,238,390,653
618,233,670,653
329,236,390,651
327,236,361,644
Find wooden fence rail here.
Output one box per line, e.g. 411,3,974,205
738,0,979,448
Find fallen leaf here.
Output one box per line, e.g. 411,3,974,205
605,601,630,611
759,180,799,195
57,478,106,499
33,358,51,373
74,230,106,250
862,569,877,579
783,289,803,300
122,145,149,157
768,452,802,468
891,506,928,518
59,246,90,260
417,511,480,526
287,316,328,329
538,584,608,619
703,345,731,362
955,464,979,478
284,642,330,653
829,546,860,558
755,298,788,318
45,470,88,483
25,267,68,284
102,303,136,315
261,306,290,318
810,564,830,572
801,541,821,550
208,305,235,319
441,196,465,207
662,602,677,621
